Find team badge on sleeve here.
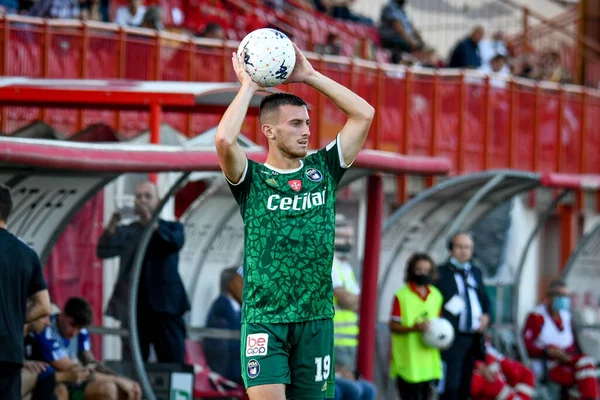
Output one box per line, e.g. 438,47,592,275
306,168,323,182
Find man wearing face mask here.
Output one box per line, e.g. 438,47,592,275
523,279,599,400
331,215,376,400
389,253,443,400
434,232,491,400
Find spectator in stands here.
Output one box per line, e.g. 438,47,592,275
0,184,52,400
25,297,142,399
478,31,507,71
448,26,484,69
96,180,190,364
313,32,342,56
471,340,535,400
198,22,226,40
140,5,163,31
523,279,599,400
204,266,244,385
22,316,58,400
378,0,424,59
28,0,80,19
389,252,443,400
434,232,491,400
79,0,102,22
332,215,376,400
114,0,146,27
314,0,373,25
540,50,572,84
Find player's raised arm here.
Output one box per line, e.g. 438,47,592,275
215,53,262,184
285,44,375,165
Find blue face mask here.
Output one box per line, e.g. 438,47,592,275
552,296,570,312
450,257,469,270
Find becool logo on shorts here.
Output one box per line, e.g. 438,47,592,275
247,359,260,379
246,333,268,356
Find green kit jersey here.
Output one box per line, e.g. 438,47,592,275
228,136,349,323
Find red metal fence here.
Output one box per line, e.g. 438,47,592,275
1,16,600,177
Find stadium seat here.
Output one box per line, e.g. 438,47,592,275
184,339,248,399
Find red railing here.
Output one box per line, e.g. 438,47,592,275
1,15,600,177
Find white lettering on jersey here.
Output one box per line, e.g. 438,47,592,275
267,190,326,211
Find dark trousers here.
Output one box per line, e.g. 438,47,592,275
138,311,186,363
0,362,21,400
440,334,478,400
121,310,187,364
396,376,432,400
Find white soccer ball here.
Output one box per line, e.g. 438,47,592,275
237,28,296,87
423,318,455,350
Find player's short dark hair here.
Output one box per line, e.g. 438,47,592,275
64,297,93,328
259,93,307,121
0,184,12,222
547,278,567,296
405,252,437,282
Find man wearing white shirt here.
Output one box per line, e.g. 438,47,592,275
434,233,491,400
114,0,146,27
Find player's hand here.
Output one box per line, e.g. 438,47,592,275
477,364,496,383
284,43,316,84
413,321,429,332
65,367,91,384
231,52,263,91
547,347,571,363
116,377,142,400
107,212,120,233
477,314,490,332
23,360,49,374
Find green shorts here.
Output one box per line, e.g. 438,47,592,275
240,319,335,399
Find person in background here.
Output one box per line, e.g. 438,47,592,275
331,214,376,400
97,180,190,364
471,340,535,400
379,0,424,56
448,26,484,69
198,22,226,39
26,297,142,400
389,253,443,400
204,266,244,385
523,279,599,400
434,232,491,400
0,184,52,400
114,0,146,27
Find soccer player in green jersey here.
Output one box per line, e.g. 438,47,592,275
215,43,374,400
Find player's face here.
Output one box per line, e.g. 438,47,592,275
134,182,159,215
58,314,81,339
451,234,474,264
273,105,311,158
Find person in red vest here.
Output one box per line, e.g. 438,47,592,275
523,279,599,400
471,341,535,400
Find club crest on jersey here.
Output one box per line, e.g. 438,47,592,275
306,168,323,182
247,359,260,379
288,180,302,192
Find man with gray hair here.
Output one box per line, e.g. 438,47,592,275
205,266,244,384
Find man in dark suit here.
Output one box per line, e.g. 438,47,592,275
97,180,190,364
205,266,243,384
434,232,491,400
